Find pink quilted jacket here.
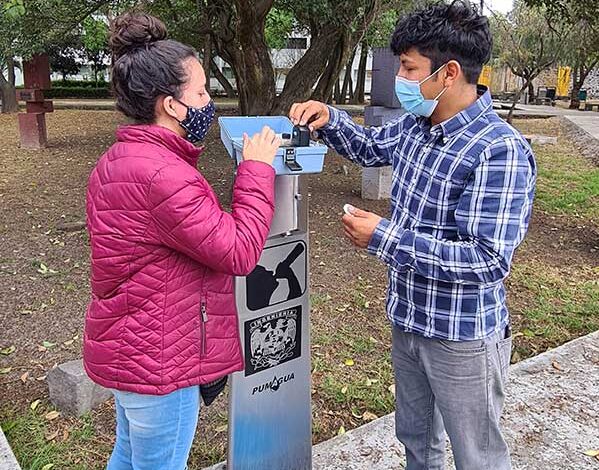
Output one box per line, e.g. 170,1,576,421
83,124,275,395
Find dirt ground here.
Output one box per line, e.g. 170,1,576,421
0,110,597,469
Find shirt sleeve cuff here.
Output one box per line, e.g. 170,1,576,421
317,106,342,137
367,219,413,268
367,218,393,256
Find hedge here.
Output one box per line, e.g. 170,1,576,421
44,86,111,99
50,79,108,88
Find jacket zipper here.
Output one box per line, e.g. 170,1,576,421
200,299,208,356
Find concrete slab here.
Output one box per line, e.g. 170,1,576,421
202,331,599,470
563,115,599,141
0,426,20,470
562,115,599,165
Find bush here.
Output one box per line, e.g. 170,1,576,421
45,86,111,99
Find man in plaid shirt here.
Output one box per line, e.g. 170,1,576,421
290,2,536,469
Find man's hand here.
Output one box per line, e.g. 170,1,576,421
342,206,383,249
289,100,330,132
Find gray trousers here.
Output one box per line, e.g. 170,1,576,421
392,326,512,470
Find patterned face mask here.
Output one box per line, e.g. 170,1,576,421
175,98,216,144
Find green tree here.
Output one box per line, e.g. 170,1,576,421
524,0,599,108
492,1,567,122
0,0,111,112
48,34,83,81
265,7,294,50
82,16,109,83
196,0,385,115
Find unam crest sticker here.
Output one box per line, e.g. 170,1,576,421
244,306,302,377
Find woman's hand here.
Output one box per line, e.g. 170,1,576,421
242,126,281,165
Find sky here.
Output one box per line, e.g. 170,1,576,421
485,0,515,14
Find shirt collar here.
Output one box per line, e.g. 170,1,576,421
422,86,493,141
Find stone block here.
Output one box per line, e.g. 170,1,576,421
362,166,393,200
360,106,404,201
364,106,405,127
522,134,558,145
18,112,48,149
370,48,401,109
47,359,112,416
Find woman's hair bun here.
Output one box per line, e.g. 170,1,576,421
110,12,167,59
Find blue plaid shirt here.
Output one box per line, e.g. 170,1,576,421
319,90,536,341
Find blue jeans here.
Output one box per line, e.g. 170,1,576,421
392,326,512,470
107,386,201,470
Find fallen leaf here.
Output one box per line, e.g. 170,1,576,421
41,464,54,470
344,359,355,366
388,384,395,397
45,430,59,441
42,341,56,349
362,411,378,421
0,367,12,374
337,425,346,436
0,345,15,355
583,449,599,457
341,386,348,394
215,425,228,433
30,399,41,411
45,411,60,421
20,371,29,383
63,340,74,346
368,336,378,344
37,263,49,274
551,361,563,371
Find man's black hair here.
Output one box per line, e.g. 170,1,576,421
390,1,492,84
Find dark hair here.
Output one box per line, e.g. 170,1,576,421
110,12,196,123
390,1,492,84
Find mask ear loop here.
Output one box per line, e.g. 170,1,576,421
170,97,190,124
434,87,448,100
418,63,448,86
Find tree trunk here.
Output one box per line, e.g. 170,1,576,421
7,57,16,86
338,46,357,105
508,77,533,124
569,61,596,110
203,34,212,94
527,82,535,104
334,79,341,104
351,40,368,104
210,58,237,98
312,33,354,103
0,58,18,114
223,0,276,115
271,28,343,115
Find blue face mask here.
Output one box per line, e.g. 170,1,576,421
175,99,216,144
394,64,448,117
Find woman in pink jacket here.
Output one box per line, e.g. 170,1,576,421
84,12,279,470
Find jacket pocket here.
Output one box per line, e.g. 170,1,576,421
200,297,208,357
